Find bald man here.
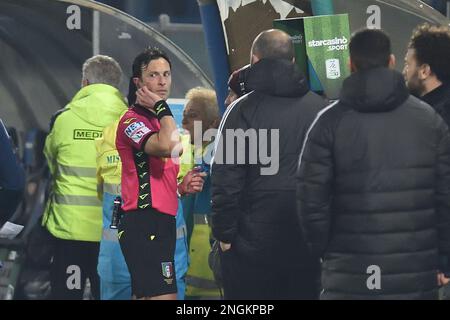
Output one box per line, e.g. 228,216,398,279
211,29,328,299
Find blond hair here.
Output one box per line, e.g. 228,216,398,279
185,87,219,123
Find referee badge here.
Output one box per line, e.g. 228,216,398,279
162,262,174,284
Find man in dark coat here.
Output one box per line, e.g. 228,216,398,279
296,28,450,299
211,29,327,299
404,23,450,127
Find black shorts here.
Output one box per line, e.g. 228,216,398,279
118,208,177,298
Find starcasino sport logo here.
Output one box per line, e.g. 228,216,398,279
308,36,348,52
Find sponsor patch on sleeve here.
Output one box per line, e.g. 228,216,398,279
124,121,151,144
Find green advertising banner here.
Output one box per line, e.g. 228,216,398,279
304,14,351,99
274,14,351,99
272,18,308,79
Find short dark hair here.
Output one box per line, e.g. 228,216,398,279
131,47,171,79
349,29,391,71
128,47,171,105
408,23,450,83
252,29,294,61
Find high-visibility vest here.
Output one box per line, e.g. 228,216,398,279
182,140,221,298
185,213,222,298
95,113,130,284
42,84,127,242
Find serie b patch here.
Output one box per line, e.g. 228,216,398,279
124,121,151,144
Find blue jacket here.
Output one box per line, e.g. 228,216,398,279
0,119,25,223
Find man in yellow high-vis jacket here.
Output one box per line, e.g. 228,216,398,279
42,55,127,299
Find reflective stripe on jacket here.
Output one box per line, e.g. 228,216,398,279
43,84,127,241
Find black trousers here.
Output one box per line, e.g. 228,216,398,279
220,248,320,300
50,236,100,300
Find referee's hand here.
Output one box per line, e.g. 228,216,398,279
136,86,162,111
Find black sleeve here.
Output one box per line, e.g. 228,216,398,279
435,115,450,274
296,114,334,257
211,103,248,244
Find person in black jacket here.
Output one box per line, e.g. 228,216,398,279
0,119,25,225
403,23,450,126
211,29,327,299
296,28,450,300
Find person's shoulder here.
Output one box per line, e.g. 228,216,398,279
117,107,158,138
0,119,9,142
221,92,254,118
407,95,450,133
0,118,7,133
115,108,133,133
316,99,342,116
232,91,254,106
403,94,436,116
307,100,348,133
298,90,329,108
122,107,139,118
442,83,450,102
117,108,146,126
49,107,71,131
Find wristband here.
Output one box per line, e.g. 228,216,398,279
154,100,173,120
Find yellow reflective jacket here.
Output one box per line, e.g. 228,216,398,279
43,84,127,242
95,112,126,200
180,137,221,298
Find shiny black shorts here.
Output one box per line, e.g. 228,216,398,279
118,208,177,298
